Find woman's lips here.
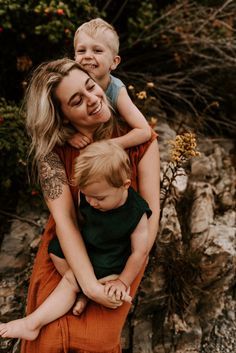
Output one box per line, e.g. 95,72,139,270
90,101,102,115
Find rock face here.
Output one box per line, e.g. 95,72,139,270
0,123,235,353
0,200,47,353
131,127,236,353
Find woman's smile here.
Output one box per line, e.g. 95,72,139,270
89,101,102,115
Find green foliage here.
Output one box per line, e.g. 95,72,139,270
0,0,103,101
127,1,158,47
0,0,101,43
0,98,28,192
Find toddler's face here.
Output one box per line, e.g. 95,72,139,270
74,32,120,81
80,179,129,212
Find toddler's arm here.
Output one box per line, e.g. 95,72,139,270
112,87,151,149
104,213,149,300
68,132,92,149
99,275,132,303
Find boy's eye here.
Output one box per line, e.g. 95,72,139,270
77,49,85,53
94,49,103,53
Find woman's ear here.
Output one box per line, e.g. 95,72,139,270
123,179,131,189
110,56,121,71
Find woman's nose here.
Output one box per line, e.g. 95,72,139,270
87,92,98,106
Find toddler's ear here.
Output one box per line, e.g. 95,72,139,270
123,179,131,189
110,56,121,71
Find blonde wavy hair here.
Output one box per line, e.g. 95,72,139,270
74,140,131,188
74,18,119,55
24,58,116,169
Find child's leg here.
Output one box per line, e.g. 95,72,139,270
50,253,70,276
50,253,88,316
0,268,79,340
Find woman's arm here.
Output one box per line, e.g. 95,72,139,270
137,139,160,251
39,151,121,307
112,87,151,149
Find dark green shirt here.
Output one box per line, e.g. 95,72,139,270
48,187,152,279
80,187,152,278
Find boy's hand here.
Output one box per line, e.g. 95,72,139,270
104,279,132,303
68,132,91,149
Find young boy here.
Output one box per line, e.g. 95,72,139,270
0,140,152,341
69,18,151,149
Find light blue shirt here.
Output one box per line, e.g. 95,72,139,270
105,75,125,110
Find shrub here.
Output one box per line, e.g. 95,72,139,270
0,98,28,193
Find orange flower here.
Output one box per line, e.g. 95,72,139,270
57,9,65,15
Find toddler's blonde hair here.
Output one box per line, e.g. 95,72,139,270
74,18,119,55
74,140,131,189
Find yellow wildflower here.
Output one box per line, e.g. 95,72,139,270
147,82,154,88
136,91,147,100
149,117,158,128
169,132,201,163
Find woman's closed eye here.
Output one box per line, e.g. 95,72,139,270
87,83,95,91
71,98,82,106
86,79,96,91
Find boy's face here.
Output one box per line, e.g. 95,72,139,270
74,32,120,81
80,179,130,212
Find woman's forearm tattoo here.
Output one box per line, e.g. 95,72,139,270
39,152,68,200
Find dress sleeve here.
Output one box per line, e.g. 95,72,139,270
127,129,158,190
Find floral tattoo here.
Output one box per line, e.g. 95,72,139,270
39,152,68,200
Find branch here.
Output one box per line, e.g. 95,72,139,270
0,209,42,228
194,0,234,36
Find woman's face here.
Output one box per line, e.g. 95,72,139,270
55,68,111,133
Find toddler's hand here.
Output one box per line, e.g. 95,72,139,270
104,279,132,303
68,132,91,149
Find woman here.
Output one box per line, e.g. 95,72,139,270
21,58,160,353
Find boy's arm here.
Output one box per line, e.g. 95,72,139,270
104,213,149,299
112,87,151,149
68,132,92,149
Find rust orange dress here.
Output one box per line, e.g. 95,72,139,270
21,132,157,353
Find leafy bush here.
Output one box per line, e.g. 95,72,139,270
0,0,103,100
0,98,28,192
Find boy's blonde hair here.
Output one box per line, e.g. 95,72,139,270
74,140,131,189
74,18,119,55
